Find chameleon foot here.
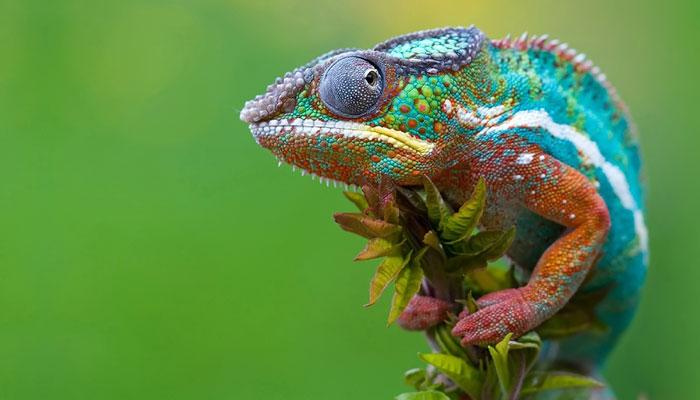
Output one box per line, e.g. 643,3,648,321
397,295,451,331
452,287,538,346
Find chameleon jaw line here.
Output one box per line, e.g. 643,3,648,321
250,119,435,155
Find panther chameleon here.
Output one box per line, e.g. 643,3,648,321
239,26,647,384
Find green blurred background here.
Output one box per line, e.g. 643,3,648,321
1,0,698,398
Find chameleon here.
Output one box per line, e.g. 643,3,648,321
240,26,647,385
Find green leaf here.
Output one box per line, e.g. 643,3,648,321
520,372,604,395
508,331,541,351
459,229,513,259
421,176,452,229
488,333,513,395
442,177,486,243
366,252,412,306
388,252,425,325
465,265,515,294
464,291,479,314
537,307,608,339
403,368,427,390
418,353,482,399
508,331,542,374
355,238,402,261
481,227,516,261
481,361,499,400
422,230,441,252
383,200,401,224
508,331,542,398
432,324,469,360
395,391,450,400
422,231,446,261
333,212,402,239
445,254,487,273
343,190,369,213
508,352,528,399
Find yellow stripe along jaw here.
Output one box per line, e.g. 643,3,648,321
250,119,436,156
365,125,435,155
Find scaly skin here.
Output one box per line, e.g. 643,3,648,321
240,27,647,370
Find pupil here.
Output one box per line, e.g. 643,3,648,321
365,70,377,86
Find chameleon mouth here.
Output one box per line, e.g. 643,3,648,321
249,118,435,155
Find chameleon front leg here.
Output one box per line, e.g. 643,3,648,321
452,147,611,346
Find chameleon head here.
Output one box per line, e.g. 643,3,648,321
240,27,486,186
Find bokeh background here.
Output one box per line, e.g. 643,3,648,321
1,0,698,398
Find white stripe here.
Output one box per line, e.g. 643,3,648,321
516,153,535,165
480,109,648,254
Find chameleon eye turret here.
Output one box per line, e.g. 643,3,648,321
319,56,385,118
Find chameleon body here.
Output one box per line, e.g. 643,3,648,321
241,27,647,374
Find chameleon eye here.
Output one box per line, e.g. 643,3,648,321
319,56,384,118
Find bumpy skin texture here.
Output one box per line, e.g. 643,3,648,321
241,27,647,369
397,295,452,331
